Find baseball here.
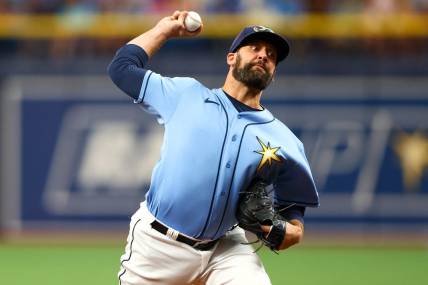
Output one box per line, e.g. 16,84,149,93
184,11,202,32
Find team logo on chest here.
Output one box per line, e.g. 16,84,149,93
254,136,283,172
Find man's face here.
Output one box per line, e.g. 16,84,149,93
231,40,277,91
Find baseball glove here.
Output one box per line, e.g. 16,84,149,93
236,179,286,251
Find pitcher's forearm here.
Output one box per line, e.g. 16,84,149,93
128,27,168,58
279,220,304,250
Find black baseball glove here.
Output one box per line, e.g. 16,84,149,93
236,179,286,251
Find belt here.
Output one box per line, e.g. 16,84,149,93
150,220,218,251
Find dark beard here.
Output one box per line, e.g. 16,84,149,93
232,54,273,91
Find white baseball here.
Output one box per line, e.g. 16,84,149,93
184,11,202,32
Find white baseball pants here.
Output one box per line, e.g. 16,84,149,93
118,202,272,285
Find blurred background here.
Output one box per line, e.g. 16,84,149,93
0,0,427,284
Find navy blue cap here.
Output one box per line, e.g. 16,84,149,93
229,26,290,63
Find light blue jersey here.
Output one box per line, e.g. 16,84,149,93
134,70,319,240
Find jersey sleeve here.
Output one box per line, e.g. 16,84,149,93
108,44,198,123
273,144,319,208
135,71,198,123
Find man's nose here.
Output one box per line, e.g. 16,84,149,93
257,49,268,62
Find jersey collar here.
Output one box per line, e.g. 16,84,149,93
215,89,275,122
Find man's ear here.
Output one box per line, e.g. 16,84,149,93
226,52,236,66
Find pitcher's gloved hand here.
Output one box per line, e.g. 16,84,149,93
236,179,286,250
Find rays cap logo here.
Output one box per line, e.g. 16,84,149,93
229,25,290,63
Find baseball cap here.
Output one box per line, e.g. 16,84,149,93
229,26,290,63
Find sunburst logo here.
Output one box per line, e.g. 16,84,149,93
254,136,283,172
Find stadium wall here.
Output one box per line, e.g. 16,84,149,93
1,74,427,233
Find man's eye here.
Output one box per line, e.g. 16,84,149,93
267,50,276,59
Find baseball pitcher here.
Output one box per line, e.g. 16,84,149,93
108,10,319,285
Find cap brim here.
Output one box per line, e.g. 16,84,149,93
236,32,290,63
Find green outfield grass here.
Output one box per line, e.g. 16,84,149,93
1,244,427,285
